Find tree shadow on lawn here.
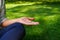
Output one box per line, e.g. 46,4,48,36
6,3,60,17
6,4,60,40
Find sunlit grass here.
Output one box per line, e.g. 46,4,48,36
6,3,60,40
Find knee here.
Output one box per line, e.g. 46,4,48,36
6,22,25,32
14,22,26,38
13,22,24,30
13,22,26,36
6,22,26,37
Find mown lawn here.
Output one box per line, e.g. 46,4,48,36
6,2,60,40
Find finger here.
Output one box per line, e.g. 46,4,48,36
26,22,39,25
31,22,39,25
27,17,35,20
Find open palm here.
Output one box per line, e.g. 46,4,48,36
17,17,39,25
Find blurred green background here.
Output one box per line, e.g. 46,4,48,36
5,0,60,40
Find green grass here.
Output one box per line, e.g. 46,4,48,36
6,2,60,40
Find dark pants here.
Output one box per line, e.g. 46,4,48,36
0,22,25,40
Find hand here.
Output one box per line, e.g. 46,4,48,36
16,17,39,25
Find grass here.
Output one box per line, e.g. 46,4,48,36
6,2,60,40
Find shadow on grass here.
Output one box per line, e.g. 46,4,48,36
6,3,60,17
6,4,60,40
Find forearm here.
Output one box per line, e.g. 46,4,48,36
2,19,17,27
1,17,39,27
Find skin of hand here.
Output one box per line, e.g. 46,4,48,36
2,17,39,27
16,17,39,25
